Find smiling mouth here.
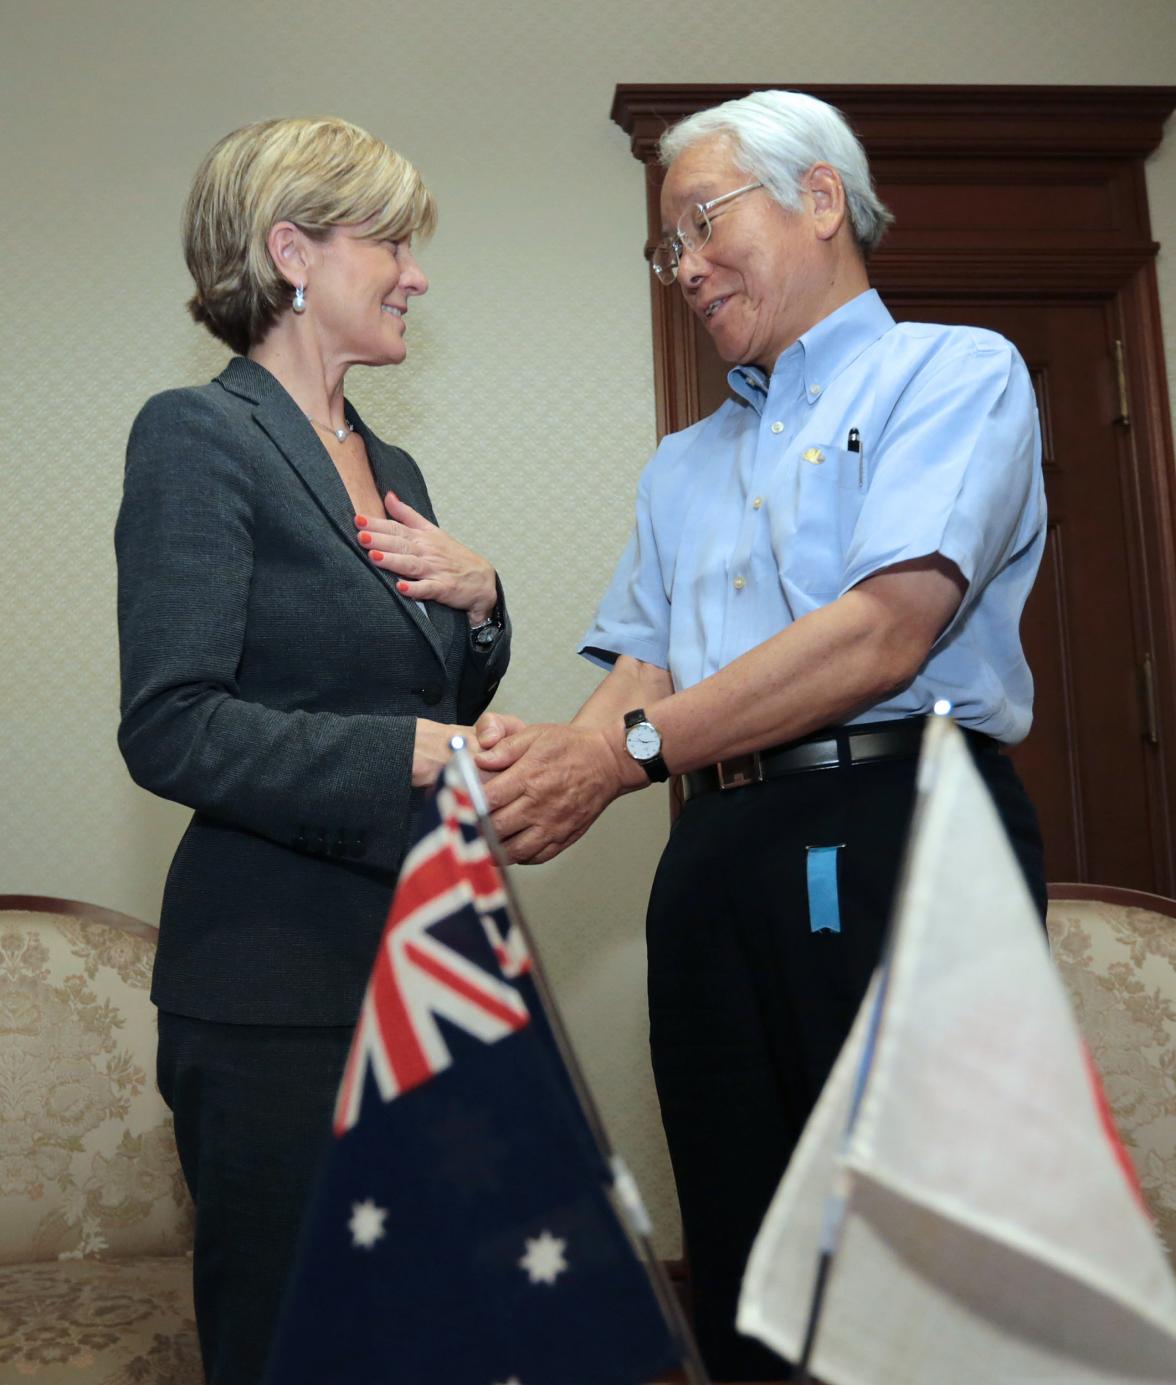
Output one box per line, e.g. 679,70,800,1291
381,305,405,317
703,297,729,321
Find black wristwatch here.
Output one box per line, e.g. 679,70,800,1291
623,708,669,783
468,605,503,652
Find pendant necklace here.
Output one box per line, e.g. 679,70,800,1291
306,415,355,444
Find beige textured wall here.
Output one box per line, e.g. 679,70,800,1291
3,0,1174,1254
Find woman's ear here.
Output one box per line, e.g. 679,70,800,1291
266,221,312,287
804,163,848,243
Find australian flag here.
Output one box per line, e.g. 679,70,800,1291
263,759,685,1385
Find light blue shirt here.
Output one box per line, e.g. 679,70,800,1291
580,290,1045,743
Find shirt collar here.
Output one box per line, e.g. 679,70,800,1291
727,288,895,415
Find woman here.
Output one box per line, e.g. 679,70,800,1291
115,117,509,1384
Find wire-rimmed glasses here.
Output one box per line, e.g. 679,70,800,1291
650,181,764,285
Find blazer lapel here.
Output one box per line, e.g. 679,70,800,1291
362,424,464,667
216,358,447,667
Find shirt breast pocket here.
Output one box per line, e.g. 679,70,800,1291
777,443,866,602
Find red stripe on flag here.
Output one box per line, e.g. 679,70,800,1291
390,844,465,924
369,937,434,1094
462,855,500,897
439,809,498,884
403,938,529,1031
332,1007,365,1136
1081,1043,1148,1213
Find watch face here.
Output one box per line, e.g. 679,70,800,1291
625,721,661,761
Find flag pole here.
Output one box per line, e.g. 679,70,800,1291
792,709,953,1385
792,957,893,1383
448,737,711,1385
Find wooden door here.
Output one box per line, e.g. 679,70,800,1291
894,299,1159,887
613,84,1176,893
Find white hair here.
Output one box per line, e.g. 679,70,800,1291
659,90,894,256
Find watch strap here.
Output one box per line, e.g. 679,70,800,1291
623,708,669,784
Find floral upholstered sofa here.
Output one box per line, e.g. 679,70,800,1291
0,897,201,1383
1046,884,1176,1264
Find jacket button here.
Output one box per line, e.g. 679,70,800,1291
351,833,367,860
419,683,443,706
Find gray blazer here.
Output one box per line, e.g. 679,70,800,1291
115,357,510,1025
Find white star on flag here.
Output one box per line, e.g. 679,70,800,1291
348,1199,387,1250
518,1230,568,1285
492,1378,523,1385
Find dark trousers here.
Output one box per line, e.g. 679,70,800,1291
647,741,1046,1382
157,1014,354,1385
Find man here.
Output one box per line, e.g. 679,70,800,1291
478,90,1046,1380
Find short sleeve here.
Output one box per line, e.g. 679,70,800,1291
578,465,671,671
841,334,1044,629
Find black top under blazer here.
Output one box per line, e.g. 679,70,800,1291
115,357,510,1026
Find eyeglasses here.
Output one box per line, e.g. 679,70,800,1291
650,181,764,285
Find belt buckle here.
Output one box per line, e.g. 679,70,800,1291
717,751,763,790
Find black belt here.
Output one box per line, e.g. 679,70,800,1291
684,718,998,798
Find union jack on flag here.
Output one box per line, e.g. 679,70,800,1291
335,780,533,1131
264,757,684,1385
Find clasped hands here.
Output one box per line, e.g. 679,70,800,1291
356,490,640,859
473,714,643,864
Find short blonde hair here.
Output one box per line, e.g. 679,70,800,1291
182,117,437,355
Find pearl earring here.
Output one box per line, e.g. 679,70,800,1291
292,283,306,314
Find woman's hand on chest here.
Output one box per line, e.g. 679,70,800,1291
354,491,497,623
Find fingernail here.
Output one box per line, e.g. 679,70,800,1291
354,514,368,527
369,550,384,562
396,580,409,593
358,532,373,547
386,490,397,503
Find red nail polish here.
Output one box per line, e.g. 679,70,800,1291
354,514,368,527
397,581,409,593
369,550,384,562
358,532,373,546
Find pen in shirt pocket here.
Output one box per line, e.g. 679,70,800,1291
847,427,863,488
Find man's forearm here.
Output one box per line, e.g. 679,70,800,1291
572,656,675,732
478,558,963,862
641,594,891,774
620,558,966,776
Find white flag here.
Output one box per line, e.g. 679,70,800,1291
738,717,1176,1384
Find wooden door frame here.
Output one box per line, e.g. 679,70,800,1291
611,84,1176,889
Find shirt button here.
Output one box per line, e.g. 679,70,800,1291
733,575,746,590
770,421,784,434
809,383,822,396
752,497,763,510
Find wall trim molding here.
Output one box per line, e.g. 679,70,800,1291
611,84,1176,161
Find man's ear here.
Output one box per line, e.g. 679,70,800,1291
804,163,848,243
266,221,313,287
